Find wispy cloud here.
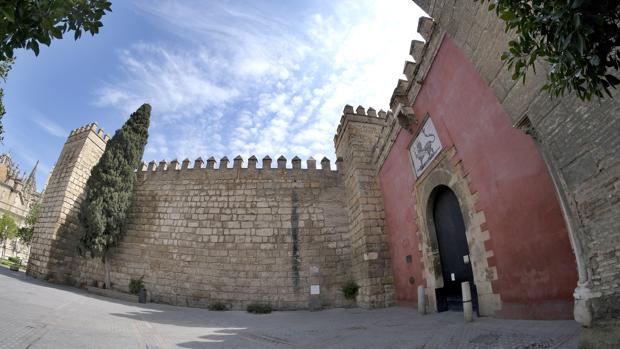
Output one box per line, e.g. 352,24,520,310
32,115,68,138
96,44,240,118
95,0,425,163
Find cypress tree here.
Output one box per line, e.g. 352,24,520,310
78,104,151,287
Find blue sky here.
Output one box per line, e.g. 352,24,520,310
2,1,425,191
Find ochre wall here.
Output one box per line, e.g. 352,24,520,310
72,162,353,310
379,36,577,318
28,121,390,311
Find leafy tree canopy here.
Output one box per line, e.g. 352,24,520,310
0,1,111,141
78,104,150,261
0,213,18,240
17,203,40,244
0,0,112,61
477,0,620,100
0,58,12,142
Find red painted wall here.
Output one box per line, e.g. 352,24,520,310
378,36,578,319
380,131,425,303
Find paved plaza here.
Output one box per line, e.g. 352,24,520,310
0,266,579,349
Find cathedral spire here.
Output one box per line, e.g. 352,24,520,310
25,160,38,191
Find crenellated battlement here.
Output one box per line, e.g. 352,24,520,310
67,123,110,144
370,16,438,172
391,16,435,111
30,14,436,312
333,104,390,150
139,155,338,173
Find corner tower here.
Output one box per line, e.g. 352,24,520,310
334,105,394,308
27,124,109,282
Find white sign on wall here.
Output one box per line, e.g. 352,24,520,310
310,285,320,295
409,117,442,177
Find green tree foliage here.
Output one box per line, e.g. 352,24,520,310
0,58,13,142
0,1,111,141
0,213,18,241
78,104,150,286
341,280,360,300
17,203,40,244
476,0,620,100
0,0,112,60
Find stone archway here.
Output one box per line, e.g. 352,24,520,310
430,185,476,312
414,148,501,316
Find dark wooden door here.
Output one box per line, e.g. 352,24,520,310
432,186,476,312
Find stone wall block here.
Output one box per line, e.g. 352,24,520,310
219,156,229,169
277,156,287,169
233,155,243,168
262,156,272,169
181,159,191,170
292,156,301,169
206,157,215,169
248,156,258,169
307,157,316,170
321,157,331,171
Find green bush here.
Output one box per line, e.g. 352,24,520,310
128,276,144,295
7,256,21,265
342,280,360,300
246,303,272,314
208,301,228,311
0,259,8,266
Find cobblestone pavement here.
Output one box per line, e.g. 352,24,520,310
0,267,579,349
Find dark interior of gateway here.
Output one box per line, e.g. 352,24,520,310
432,185,478,313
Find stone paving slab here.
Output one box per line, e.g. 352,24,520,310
0,267,579,348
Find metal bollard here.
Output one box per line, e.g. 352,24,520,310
462,281,473,322
417,286,425,314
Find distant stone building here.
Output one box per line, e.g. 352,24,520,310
0,154,41,260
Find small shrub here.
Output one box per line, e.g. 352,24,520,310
7,256,21,265
342,280,360,300
247,303,272,314
208,301,228,311
128,276,145,295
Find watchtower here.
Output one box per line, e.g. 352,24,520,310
27,124,108,283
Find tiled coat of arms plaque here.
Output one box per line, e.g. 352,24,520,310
409,117,442,177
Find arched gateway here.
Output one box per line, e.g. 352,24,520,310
431,185,477,312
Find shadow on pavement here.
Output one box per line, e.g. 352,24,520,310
1,266,580,349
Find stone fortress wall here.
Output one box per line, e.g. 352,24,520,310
74,155,352,309
27,108,394,310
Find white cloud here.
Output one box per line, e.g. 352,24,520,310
96,44,239,118
32,115,67,138
95,0,425,163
